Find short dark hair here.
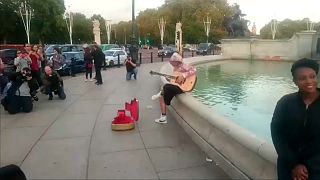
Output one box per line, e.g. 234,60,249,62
53,47,61,54
291,58,319,77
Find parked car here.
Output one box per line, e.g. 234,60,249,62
0,49,17,75
44,44,60,60
45,44,83,60
157,46,176,57
196,43,214,55
157,44,166,50
100,44,120,52
183,44,196,52
103,49,127,66
59,52,85,76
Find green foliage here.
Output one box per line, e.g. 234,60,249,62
72,13,93,44
133,0,233,45
29,0,66,43
0,0,239,45
0,0,25,43
260,18,319,39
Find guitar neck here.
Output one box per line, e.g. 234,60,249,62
151,72,176,79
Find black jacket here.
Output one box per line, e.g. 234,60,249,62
84,52,93,64
43,71,62,90
93,49,104,67
271,90,320,170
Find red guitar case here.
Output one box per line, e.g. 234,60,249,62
111,98,139,131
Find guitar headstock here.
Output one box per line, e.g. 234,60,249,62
149,70,156,75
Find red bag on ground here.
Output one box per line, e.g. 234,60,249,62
111,98,139,131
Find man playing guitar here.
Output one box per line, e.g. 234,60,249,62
151,53,196,124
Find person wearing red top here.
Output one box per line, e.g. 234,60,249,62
29,45,42,87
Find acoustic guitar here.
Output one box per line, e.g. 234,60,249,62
150,70,197,92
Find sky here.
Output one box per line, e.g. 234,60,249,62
64,0,320,34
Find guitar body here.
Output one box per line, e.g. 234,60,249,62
150,70,197,92
169,71,197,92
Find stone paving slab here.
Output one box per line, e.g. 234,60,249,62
42,113,97,140
1,126,47,166
158,164,229,179
21,137,90,179
4,109,61,129
147,142,207,173
88,149,158,179
140,127,189,149
90,122,144,155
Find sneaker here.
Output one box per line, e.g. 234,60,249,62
151,91,162,100
154,115,167,124
85,79,88,82
89,79,93,82
32,95,39,101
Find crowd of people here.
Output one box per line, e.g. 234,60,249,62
0,43,140,114
0,44,67,114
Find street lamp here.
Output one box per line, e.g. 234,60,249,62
124,28,127,44
19,0,33,44
203,14,211,43
130,0,139,63
271,19,277,40
64,6,73,44
158,17,166,45
105,20,112,44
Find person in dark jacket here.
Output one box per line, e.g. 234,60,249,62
83,45,93,81
1,68,37,114
271,58,320,180
92,45,104,85
43,66,66,100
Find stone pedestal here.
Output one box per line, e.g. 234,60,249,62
92,20,101,45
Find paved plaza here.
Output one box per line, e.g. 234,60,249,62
0,62,229,179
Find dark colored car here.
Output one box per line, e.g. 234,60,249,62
196,43,215,55
0,49,17,75
45,44,84,60
157,46,176,57
60,52,85,76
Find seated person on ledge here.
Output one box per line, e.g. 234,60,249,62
271,58,320,180
151,52,196,124
43,66,66,100
124,56,137,80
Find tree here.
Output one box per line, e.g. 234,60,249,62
260,18,319,39
0,0,25,43
29,0,66,44
136,0,232,45
72,13,93,44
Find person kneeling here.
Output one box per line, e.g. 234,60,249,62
43,66,66,100
124,56,137,80
151,53,196,124
1,68,37,114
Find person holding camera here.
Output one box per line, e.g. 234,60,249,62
1,67,38,114
43,66,66,100
14,50,31,72
124,56,137,80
